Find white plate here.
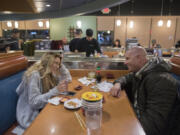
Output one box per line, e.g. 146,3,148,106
64,98,81,109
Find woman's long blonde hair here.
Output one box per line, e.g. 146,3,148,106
25,52,62,93
25,52,61,79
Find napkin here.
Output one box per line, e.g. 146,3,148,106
96,81,113,92
78,77,95,86
48,97,62,105
12,125,24,135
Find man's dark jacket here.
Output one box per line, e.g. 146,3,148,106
69,38,81,52
77,37,101,57
114,57,180,135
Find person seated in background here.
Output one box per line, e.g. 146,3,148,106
110,47,180,135
16,52,72,129
112,39,121,48
150,39,162,56
175,40,180,48
69,29,82,52
77,28,101,57
150,39,161,49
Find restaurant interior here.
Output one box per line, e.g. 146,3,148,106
0,0,180,135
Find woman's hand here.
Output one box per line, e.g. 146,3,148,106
57,80,68,92
110,83,121,97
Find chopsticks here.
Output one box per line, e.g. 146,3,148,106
74,112,86,131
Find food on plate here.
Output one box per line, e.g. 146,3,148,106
67,101,77,107
86,93,98,99
82,92,103,101
60,97,69,103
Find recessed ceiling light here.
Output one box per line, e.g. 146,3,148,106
46,4,51,7
3,11,12,14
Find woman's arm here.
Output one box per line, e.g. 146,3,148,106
59,64,72,82
28,72,60,110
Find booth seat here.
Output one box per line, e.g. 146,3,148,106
0,51,28,135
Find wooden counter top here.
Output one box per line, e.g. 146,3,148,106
24,77,145,135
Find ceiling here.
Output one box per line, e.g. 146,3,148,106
0,0,129,21
87,0,180,16
0,0,35,13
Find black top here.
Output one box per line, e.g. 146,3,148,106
112,44,121,48
69,38,81,52
7,37,19,50
77,37,101,57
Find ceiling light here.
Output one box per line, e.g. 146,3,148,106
46,21,49,28
7,21,12,27
76,20,82,28
129,21,134,28
158,20,163,27
107,30,110,34
37,8,42,12
167,20,171,28
46,4,51,7
38,21,43,27
3,11,12,14
14,21,19,28
116,20,121,26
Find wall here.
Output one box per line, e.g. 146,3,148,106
97,16,114,31
99,16,180,49
50,16,96,41
114,17,127,47
151,16,176,49
126,16,151,48
25,19,49,30
175,17,180,45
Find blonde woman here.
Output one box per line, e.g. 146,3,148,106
16,52,72,129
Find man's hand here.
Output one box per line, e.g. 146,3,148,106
110,83,121,97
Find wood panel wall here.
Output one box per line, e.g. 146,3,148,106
175,17,180,44
114,17,127,47
151,16,176,48
25,19,49,30
98,16,180,49
97,16,114,31
126,16,151,48
1,20,49,30
2,21,15,30
18,21,26,29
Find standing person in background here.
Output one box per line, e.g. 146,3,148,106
8,28,23,50
69,29,82,52
113,39,121,48
16,52,72,130
77,28,101,57
110,47,180,135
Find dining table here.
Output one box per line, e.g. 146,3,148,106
23,77,145,135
